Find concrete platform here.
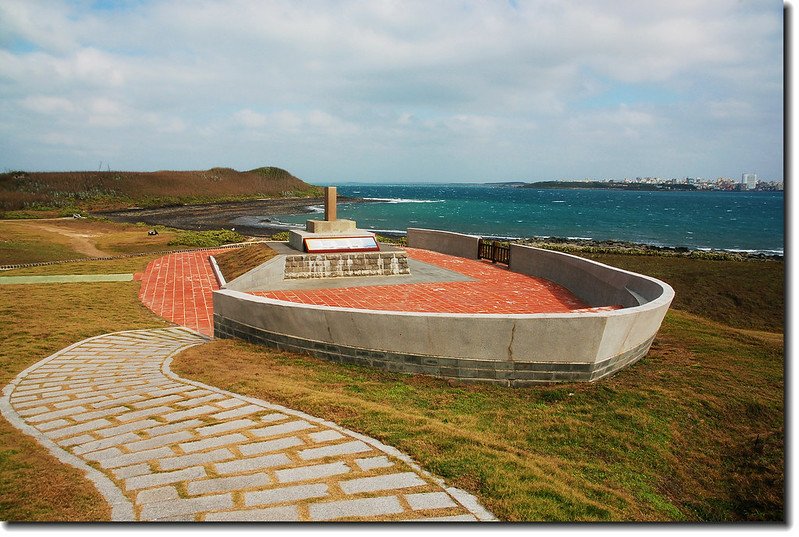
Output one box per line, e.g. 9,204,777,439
260,257,473,291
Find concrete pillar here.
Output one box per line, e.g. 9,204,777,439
324,186,337,222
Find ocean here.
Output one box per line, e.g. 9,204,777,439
273,184,784,255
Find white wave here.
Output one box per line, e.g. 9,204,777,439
305,205,324,213
364,228,408,235
552,200,566,203
698,247,783,255
567,236,594,241
364,197,446,204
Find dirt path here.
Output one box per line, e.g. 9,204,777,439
22,220,112,258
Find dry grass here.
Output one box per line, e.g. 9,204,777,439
213,243,278,281
0,219,178,265
0,220,92,264
171,310,783,522
0,167,319,213
582,253,784,333
0,221,784,522
0,282,168,521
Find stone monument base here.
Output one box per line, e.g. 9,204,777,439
283,251,410,279
305,219,356,234
288,228,378,253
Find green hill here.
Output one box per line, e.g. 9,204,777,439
0,166,322,216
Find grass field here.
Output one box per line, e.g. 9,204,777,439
0,220,784,521
0,219,249,268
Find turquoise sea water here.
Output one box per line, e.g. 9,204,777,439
274,184,784,254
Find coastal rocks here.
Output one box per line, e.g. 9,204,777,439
513,237,782,261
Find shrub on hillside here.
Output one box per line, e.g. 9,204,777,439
168,229,244,248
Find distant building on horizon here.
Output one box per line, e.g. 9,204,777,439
742,173,757,190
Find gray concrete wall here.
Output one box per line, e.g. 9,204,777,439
407,228,480,259
214,279,672,383
224,255,286,292
214,230,675,384
508,244,668,308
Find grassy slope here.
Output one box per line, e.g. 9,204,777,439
0,219,246,267
0,281,169,521
0,221,785,521
171,310,783,522
0,166,322,215
582,253,784,333
213,243,278,281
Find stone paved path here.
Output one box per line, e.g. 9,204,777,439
0,327,494,522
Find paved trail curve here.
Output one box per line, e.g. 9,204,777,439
1,327,494,522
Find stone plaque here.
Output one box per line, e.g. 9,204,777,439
303,236,380,253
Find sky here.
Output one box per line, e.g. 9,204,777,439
0,0,785,184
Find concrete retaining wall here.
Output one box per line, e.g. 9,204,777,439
407,228,480,259
223,255,286,292
214,230,674,385
509,244,666,308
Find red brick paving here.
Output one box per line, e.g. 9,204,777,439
138,250,226,337
138,247,620,337
252,248,612,314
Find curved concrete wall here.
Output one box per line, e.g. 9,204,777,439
214,230,674,385
407,228,480,259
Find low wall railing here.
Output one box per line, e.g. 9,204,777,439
478,240,510,265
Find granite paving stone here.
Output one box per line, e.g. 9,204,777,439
245,483,329,507
136,486,180,505
405,491,458,511
299,440,372,460
274,461,351,484
139,493,233,521
214,452,292,475
309,430,344,443
238,436,304,456
309,496,404,521
126,430,194,452
158,448,235,471
179,432,248,453
251,420,315,438
204,505,300,521
196,418,256,436
339,472,427,495
187,473,271,495
2,323,492,521
210,404,264,420
354,456,394,471
142,419,204,438
124,466,207,491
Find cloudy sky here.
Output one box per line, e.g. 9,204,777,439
0,0,784,183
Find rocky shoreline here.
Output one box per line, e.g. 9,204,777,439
99,196,364,237
99,198,782,262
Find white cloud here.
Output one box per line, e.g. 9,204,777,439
0,0,784,181
19,95,76,114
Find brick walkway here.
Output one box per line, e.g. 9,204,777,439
138,250,224,337
255,248,594,314
0,328,493,522
138,247,613,340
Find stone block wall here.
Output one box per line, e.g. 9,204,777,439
283,252,410,279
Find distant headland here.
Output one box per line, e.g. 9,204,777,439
487,178,784,192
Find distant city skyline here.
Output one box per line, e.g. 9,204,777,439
0,1,785,183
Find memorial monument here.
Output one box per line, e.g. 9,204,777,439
288,186,380,253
